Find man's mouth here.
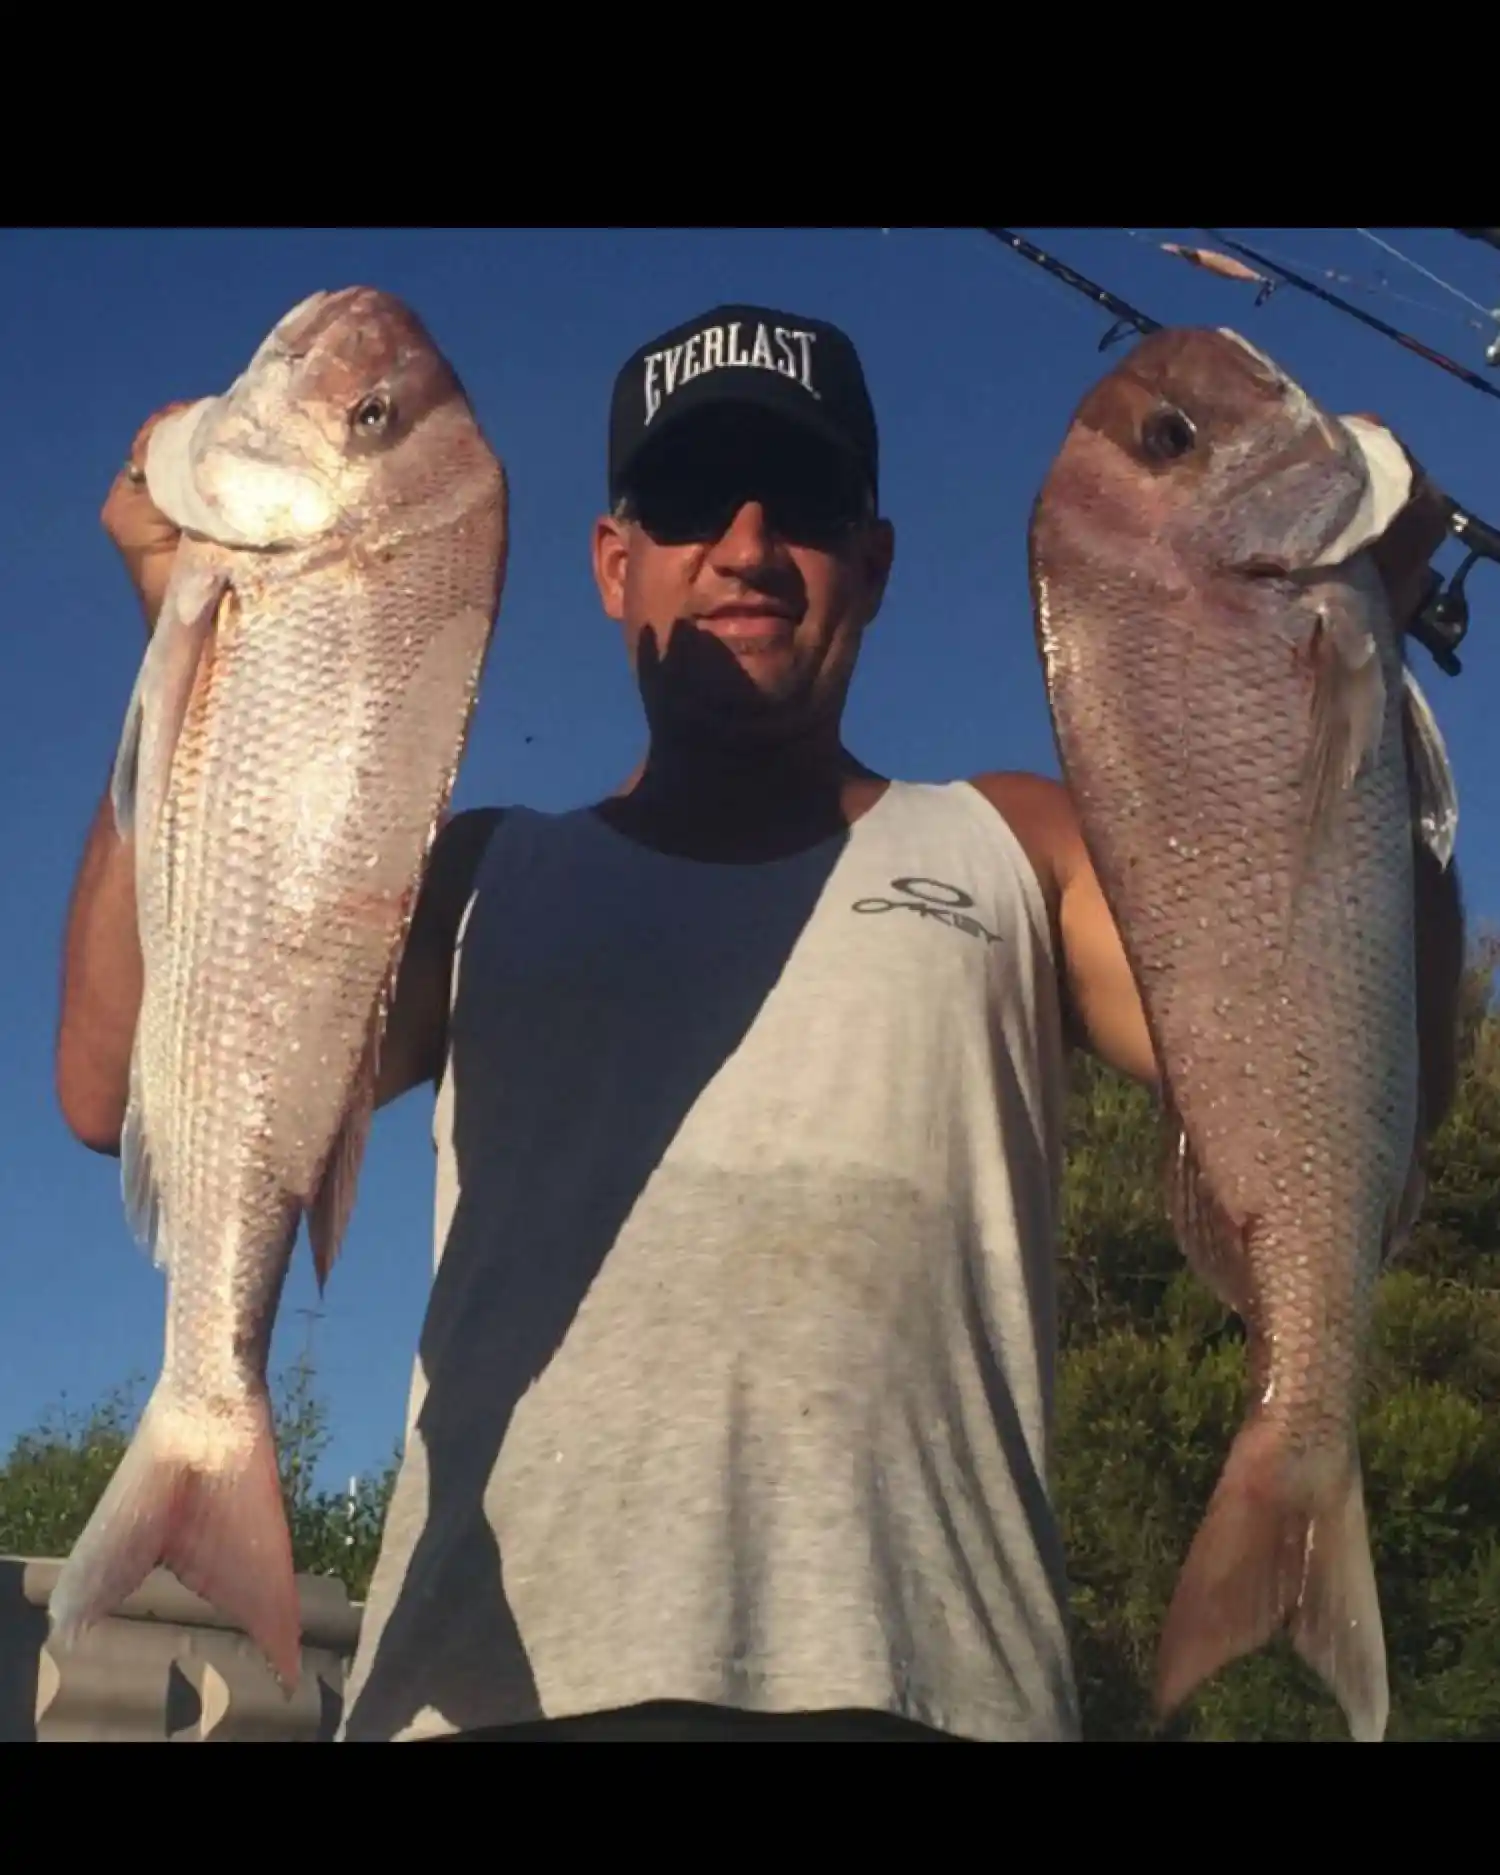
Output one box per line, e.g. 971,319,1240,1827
696,603,796,642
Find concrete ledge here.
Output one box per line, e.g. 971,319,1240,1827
0,1556,363,1741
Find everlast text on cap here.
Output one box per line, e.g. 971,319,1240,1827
608,303,880,508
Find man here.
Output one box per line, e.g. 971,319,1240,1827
56,301,1451,1742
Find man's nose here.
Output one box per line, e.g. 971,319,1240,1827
710,500,778,567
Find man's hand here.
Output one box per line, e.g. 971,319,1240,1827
1348,412,1452,630
102,402,197,632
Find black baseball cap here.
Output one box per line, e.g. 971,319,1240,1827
608,303,879,509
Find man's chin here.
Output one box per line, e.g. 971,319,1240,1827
650,678,811,746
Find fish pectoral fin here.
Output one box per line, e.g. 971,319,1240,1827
1302,605,1387,852
1278,605,1389,959
110,562,230,854
1401,663,1459,870
1163,1101,1254,1321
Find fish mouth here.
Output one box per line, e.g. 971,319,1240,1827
1229,557,1290,579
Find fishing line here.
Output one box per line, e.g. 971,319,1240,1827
1354,227,1496,323
979,227,1500,676
1198,229,1500,405
1130,227,1468,330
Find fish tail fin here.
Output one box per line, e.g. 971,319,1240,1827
1286,1458,1388,1741
47,1384,302,1696
1154,1415,1387,1741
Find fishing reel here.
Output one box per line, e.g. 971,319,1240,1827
1410,504,1500,675
1412,559,1476,674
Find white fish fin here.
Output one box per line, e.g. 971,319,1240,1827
110,562,229,857
1162,1099,1254,1320
120,1042,166,1269
1400,663,1459,870
47,1382,301,1695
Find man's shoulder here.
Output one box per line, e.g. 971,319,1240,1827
432,803,508,868
418,805,510,924
954,770,1087,906
963,769,1080,843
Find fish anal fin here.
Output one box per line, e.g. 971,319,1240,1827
304,934,404,1292
306,1062,376,1294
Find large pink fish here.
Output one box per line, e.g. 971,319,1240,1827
1028,327,1462,1740
48,287,507,1690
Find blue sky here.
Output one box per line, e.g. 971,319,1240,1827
5,227,1499,1499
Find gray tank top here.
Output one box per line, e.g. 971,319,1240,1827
339,779,1080,1741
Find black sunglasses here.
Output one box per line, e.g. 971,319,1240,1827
620,446,873,549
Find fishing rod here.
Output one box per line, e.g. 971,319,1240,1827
983,227,1500,676
1198,229,1500,406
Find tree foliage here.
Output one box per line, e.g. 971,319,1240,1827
4,944,1496,1740
0,1350,397,1603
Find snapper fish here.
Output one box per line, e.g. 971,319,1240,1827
1027,325,1463,1740
48,286,508,1689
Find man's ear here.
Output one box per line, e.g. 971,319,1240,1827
593,512,631,621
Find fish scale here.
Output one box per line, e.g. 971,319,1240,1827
47,287,507,1691
1029,326,1460,1740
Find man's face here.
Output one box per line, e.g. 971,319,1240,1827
592,407,895,746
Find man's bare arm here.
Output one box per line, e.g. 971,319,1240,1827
55,415,187,1152
972,770,1159,1087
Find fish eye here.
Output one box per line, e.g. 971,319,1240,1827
1141,406,1197,462
351,393,394,436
